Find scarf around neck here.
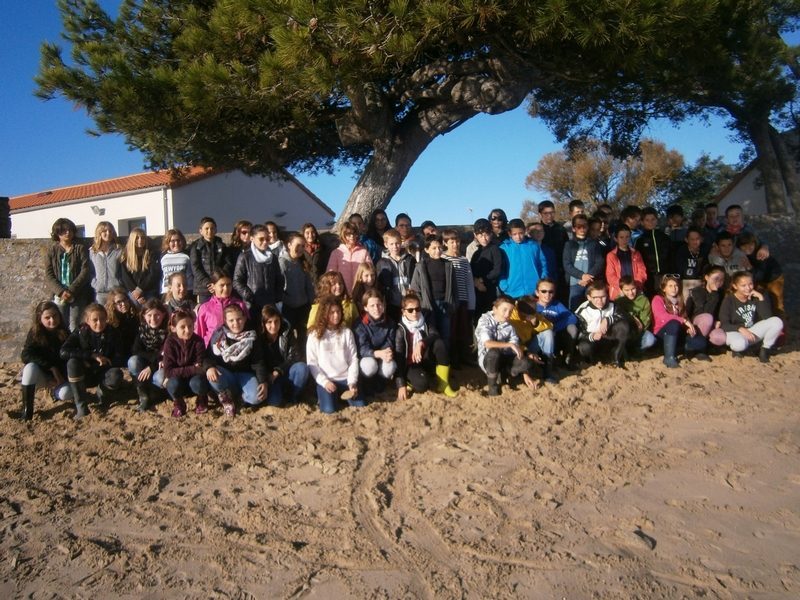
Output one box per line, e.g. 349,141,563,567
213,327,257,363
139,324,168,351
252,245,273,264
401,313,426,347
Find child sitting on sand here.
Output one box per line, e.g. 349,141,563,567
205,304,266,416
162,310,209,417
306,295,364,414
651,274,709,368
127,299,169,412
718,271,783,362
574,281,630,368
19,300,72,421
476,295,537,396
614,276,657,353
60,303,125,419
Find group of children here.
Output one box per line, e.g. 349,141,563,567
17,203,785,421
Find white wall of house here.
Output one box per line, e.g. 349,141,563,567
10,188,168,239
170,171,335,234
717,168,769,215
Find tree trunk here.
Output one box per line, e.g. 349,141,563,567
749,119,787,214
336,127,435,229
768,124,800,216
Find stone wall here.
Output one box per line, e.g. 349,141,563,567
1,217,797,362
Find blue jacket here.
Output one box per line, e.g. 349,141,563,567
354,314,400,358
536,301,577,333
498,238,548,298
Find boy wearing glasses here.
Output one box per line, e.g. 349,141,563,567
574,280,630,368
534,278,579,369
563,214,605,311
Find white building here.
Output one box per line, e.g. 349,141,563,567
9,167,335,238
713,162,771,215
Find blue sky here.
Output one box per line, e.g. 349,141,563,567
1,1,749,227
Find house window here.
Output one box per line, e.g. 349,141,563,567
120,218,147,235
75,225,86,238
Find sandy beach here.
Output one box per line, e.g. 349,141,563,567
0,340,798,598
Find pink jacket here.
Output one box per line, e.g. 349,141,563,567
606,247,648,299
651,295,685,334
326,243,371,294
194,295,248,346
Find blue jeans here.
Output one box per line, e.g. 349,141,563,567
640,330,658,350
316,379,366,414
266,363,309,407
208,367,261,405
128,355,165,388
526,329,555,357
166,375,208,400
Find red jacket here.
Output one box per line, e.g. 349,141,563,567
606,247,647,299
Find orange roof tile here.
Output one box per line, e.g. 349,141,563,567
10,166,216,210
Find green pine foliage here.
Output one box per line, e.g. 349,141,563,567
36,1,800,216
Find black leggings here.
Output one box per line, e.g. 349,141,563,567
577,319,630,363
405,336,449,391
66,358,123,389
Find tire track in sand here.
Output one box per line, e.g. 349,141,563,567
351,434,467,599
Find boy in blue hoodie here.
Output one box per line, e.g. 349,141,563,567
499,219,548,300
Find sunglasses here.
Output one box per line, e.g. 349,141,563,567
490,216,504,221
538,289,555,294
404,307,421,313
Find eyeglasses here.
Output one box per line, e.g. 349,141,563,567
404,307,421,313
